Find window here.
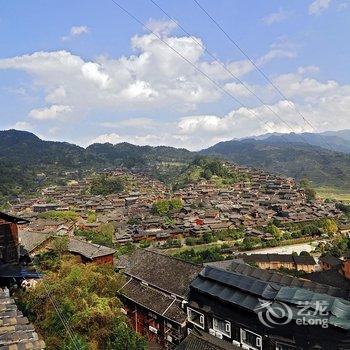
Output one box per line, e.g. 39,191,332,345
240,329,262,350
276,343,297,350
212,317,231,338
187,307,205,329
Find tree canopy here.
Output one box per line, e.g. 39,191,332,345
152,198,183,216
19,256,146,350
90,175,124,195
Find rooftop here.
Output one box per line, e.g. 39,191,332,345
0,288,45,349
190,265,350,330
176,328,242,350
68,237,116,259
120,249,202,298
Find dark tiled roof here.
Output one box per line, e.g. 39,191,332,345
176,328,243,350
19,232,51,254
319,255,342,267
68,237,115,259
120,279,186,324
0,212,29,225
0,288,45,349
191,266,350,330
242,253,315,265
121,249,202,298
227,261,348,299
306,269,350,291
293,255,316,265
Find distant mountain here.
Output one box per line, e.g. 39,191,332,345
0,129,100,168
86,142,194,167
201,139,350,189
0,130,194,199
243,131,350,154
1,129,350,200
322,129,350,142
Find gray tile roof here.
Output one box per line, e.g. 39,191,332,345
68,237,116,259
217,261,348,299
19,232,52,254
176,328,243,350
0,288,45,349
120,279,186,324
121,249,202,298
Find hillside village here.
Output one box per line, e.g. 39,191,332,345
7,162,342,246
2,159,350,350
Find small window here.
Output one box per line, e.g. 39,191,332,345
212,317,231,338
241,329,262,350
187,307,205,329
276,343,297,350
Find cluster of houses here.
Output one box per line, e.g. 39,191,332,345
116,249,350,350
116,164,341,244
2,205,350,350
6,164,343,249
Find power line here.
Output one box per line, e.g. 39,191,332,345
147,0,314,146
191,0,335,151
109,0,294,142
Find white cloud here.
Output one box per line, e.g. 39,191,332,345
0,22,295,123
337,2,349,10
11,121,34,131
81,62,110,88
262,9,289,25
90,132,187,148
71,26,89,36
309,0,332,15
28,105,72,120
272,67,339,98
5,20,350,150
89,65,350,150
61,25,90,41
146,19,178,36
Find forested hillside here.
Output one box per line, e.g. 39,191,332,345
1,129,350,200
201,139,350,189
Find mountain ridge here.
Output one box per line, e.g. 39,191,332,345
1,129,350,199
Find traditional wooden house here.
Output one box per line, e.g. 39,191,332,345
117,249,202,348
240,253,316,273
186,265,350,350
0,212,29,264
319,255,342,271
67,237,115,265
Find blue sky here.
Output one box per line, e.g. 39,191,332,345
0,0,349,149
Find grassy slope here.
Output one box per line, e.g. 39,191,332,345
316,186,350,202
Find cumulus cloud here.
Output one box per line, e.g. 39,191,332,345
309,0,332,15
62,25,90,41
262,9,289,25
0,22,295,123
28,105,72,120
4,19,350,150
11,121,34,131
146,19,178,36
89,65,350,150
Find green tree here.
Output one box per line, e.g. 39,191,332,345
38,210,78,221
87,210,97,223
19,257,146,350
300,178,316,201
90,175,124,195
322,219,338,236
266,224,282,240
52,236,69,256
153,198,183,216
